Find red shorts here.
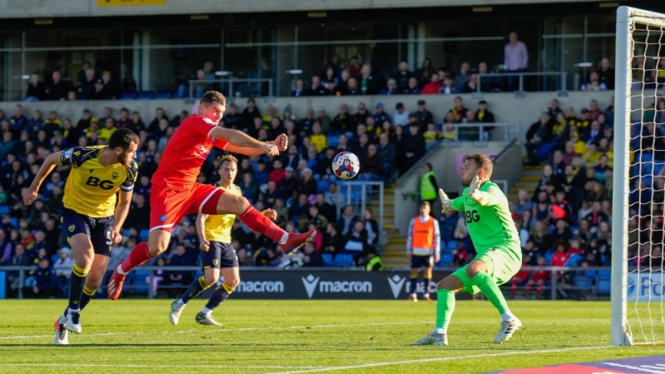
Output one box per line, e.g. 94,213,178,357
149,183,224,232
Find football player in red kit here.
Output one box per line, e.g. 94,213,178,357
107,91,315,300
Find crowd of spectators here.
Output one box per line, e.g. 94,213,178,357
0,94,497,296
22,32,615,101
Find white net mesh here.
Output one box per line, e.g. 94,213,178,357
625,14,665,345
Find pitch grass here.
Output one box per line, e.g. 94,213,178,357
1,300,663,374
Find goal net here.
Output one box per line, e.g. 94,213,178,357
613,6,665,346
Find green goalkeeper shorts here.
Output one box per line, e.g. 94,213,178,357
452,244,522,295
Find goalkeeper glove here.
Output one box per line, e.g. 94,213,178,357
439,189,452,213
468,175,481,198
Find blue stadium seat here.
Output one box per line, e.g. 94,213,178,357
333,253,355,267
120,93,137,100
139,229,150,242
132,270,151,294
123,229,131,237
596,276,611,294
317,180,331,193
544,251,554,266
0,205,10,215
9,217,18,227
327,135,340,147
154,91,172,99
446,240,458,251
565,253,583,267
137,91,154,100
322,253,334,266
440,252,454,265
573,276,593,291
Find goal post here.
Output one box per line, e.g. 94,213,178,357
612,6,665,346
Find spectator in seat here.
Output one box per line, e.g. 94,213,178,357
547,99,563,118
362,144,384,181
588,100,601,121
364,208,379,246
452,62,471,93
331,103,351,134
373,103,391,126
242,98,262,130
475,100,495,127
514,189,534,217
379,79,399,95
359,64,381,95
301,242,323,267
421,73,441,94
45,71,72,101
393,103,410,128
551,150,566,180
414,99,434,131
310,122,328,153
581,71,607,91
326,182,346,217
304,76,330,96
402,77,421,94
440,77,454,95
403,123,425,172
99,117,117,142
504,31,529,91
268,159,285,185
323,223,344,255
598,57,615,89
584,200,609,228
262,180,281,208
337,205,358,236
315,193,337,223
124,194,150,231
524,255,549,298
26,257,57,298
463,74,479,93
342,220,368,263
240,172,259,203
562,141,581,166
524,112,553,165
378,132,396,180
344,78,362,95
26,73,47,101
100,70,121,100
416,58,435,87
299,168,318,196
477,62,498,92
352,103,371,129
393,61,416,93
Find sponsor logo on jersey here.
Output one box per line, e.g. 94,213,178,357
68,225,75,232
64,149,73,159
111,171,120,180
160,215,168,222
212,259,219,266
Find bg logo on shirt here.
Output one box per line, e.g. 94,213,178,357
465,210,480,223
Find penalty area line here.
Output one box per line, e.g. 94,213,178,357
264,345,612,374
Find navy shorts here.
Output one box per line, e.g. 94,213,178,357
60,208,115,257
201,242,239,269
411,254,433,269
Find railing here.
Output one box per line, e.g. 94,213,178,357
188,78,275,98
338,181,384,238
476,71,568,93
446,122,520,142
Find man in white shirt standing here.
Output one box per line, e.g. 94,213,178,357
504,31,528,91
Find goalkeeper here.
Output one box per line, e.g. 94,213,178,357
412,154,522,346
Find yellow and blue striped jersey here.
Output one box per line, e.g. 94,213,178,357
204,183,242,244
59,146,138,218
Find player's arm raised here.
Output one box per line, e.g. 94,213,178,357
468,176,502,206
22,151,61,206
439,189,464,213
196,213,210,251
225,133,288,156
209,127,280,156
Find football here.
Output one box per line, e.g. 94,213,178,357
332,151,360,180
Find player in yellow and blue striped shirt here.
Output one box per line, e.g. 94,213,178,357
169,154,276,326
23,128,139,345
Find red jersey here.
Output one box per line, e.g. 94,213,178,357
152,115,228,190
532,264,549,282
551,252,569,267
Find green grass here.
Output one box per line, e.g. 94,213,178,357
1,300,663,374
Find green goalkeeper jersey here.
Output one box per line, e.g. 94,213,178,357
450,181,521,260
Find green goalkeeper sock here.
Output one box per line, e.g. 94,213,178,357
471,272,511,316
435,289,455,333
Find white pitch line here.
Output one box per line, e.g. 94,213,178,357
263,345,613,374
1,321,429,341
0,363,317,369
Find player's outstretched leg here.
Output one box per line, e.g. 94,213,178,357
237,205,316,253
466,260,521,344
170,275,213,325
411,275,462,346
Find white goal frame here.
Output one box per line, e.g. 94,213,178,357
612,6,665,347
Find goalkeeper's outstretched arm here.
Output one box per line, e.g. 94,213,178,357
439,189,465,213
